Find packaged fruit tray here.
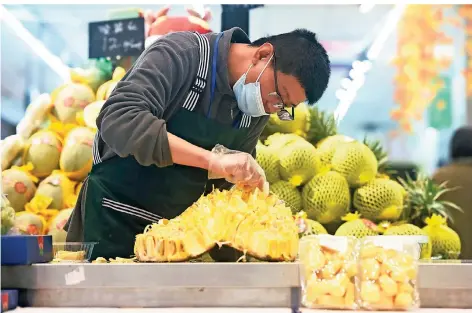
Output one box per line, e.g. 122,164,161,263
1,258,472,308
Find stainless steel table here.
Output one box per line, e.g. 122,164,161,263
2,262,472,308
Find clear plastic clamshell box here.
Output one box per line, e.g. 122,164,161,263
298,234,360,310
359,235,423,311
52,242,97,263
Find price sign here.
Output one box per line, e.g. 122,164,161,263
88,17,145,59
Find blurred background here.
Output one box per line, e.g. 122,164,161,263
1,4,472,175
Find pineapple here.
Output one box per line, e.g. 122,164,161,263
362,137,391,177
134,188,299,262
306,106,338,146
398,173,463,227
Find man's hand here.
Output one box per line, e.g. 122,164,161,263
208,145,267,191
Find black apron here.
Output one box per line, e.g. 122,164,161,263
71,32,253,260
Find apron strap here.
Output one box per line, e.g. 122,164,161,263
182,33,211,112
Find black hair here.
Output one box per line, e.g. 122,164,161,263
250,28,331,105
450,126,472,160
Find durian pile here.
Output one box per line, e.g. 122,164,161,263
0,60,125,243
257,104,463,260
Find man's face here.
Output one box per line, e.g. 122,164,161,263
245,43,307,115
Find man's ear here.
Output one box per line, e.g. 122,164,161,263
252,43,274,64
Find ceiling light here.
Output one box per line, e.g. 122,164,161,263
359,4,375,14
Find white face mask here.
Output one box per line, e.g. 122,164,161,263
232,55,274,117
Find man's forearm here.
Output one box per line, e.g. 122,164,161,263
167,132,212,170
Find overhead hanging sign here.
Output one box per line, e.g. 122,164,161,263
428,75,452,130
88,17,145,59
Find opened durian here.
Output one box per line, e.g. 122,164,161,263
134,188,299,262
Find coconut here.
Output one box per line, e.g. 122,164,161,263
14,211,46,235
53,83,96,124
60,127,95,181
29,171,77,211
23,131,62,178
1,164,38,212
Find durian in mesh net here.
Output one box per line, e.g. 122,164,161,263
331,141,378,187
302,171,351,224
353,178,405,222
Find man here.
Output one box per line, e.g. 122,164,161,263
433,126,472,260
66,27,331,259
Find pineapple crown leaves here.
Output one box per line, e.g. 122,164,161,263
362,136,391,174
306,106,338,146
398,172,463,225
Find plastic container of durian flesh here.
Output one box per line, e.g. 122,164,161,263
52,242,97,263
358,236,421,311
298,234,360,310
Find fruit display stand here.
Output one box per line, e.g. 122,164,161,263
1,261,472,309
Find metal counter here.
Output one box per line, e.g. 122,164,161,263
2,262,472,308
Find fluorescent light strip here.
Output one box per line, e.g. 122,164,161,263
334,4,406,123
359,4,375,14
0,5,71,82
367,4,407,60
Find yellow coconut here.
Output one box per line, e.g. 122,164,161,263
23,131,63,178
26,171,77,212
14,211,47,235
52,83,96,124
60,127,95,181
83,100,105,130
1,163,38,212
47,207,74,243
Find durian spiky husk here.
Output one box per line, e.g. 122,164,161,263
60,127,95,181
23,130,63,178
53,83,96,124
134,188,299,262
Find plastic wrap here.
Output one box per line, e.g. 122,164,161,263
1,135,25,170
16,94,52,140
358,235,420,311
299,234,360,310
208,144,267,191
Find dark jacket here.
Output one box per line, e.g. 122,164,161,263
433,158,472,260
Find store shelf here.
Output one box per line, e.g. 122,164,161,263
2,262,472,309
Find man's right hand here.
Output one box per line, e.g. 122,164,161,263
208,148,266,191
